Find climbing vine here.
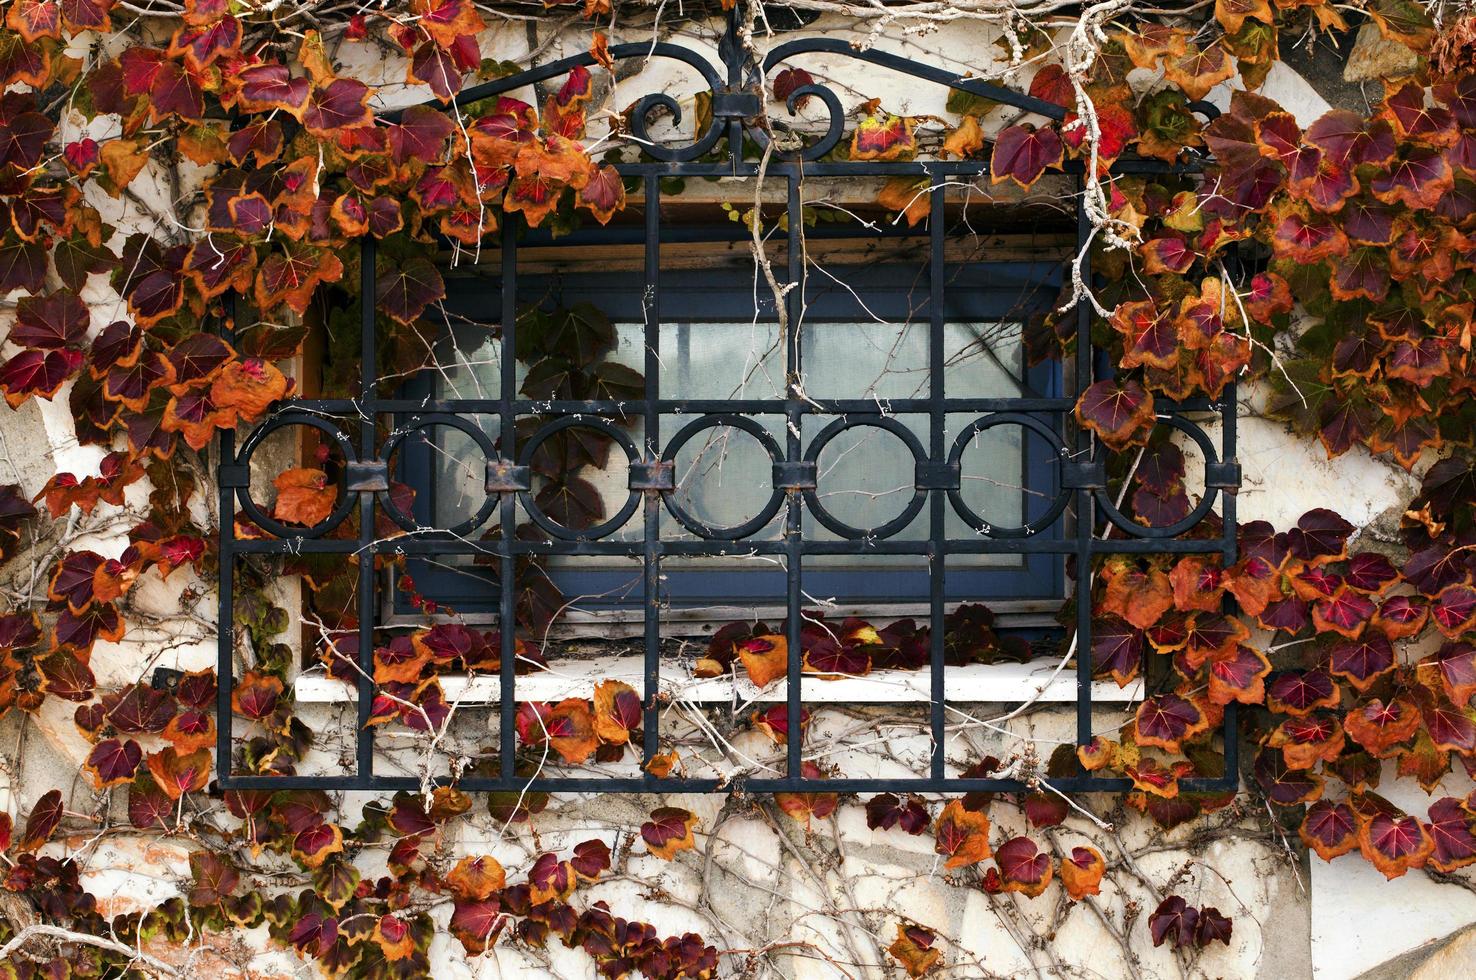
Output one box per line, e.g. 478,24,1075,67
0,0,1471,976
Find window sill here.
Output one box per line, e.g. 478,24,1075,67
292,657,1139,706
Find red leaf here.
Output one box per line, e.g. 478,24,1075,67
1433,584,1476,637
1300,799,1357,861
864,793,931,835
773,67,815,108
1427,797,1476,872
1434,641,1476,707
11,291,89,350
235,64,309,116
303,78,371,135
1149,895,1199,948
1358,809,1433,880
376,255,446,325
1,348,84,407
17,789,63,851
1075,379,1154,451
994,836,1052,897
84,738,142,789
1327,632,1395,689
386,104,454,165
640,806,697,860
1134,693,1207,751
990,124,1063,189
1287,509,1353,562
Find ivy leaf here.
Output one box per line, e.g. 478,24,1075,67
37,649,96,701
1300,799,1358,861
231,670,284,721
994,837,1053,897
0,348,85,407
1197,908,1233,946
1357,806,1433,880
11,291,89,349
578,164,625,225
1163,43,1236,101
886,923,941,978
1253,747,1323,806
235,64,310,116
641,806,697,860
375,255,445,325
1328,632,1395,689
1091,616,1145,686
291,821,346,869
1208,645,1271,706
849,110,916,161
17,789,64,851
145,746,211,799
1344,697,1421,755
1149,895,1199,948
1076,378,1153,450
1060,846,1105,900
1366,0,1436,52
1134,693,1207,751
189,851,240,907
864,793,930,835
1433,584,1476,637
1426,797,1476,873
934,799,991,869
302,78,371,135
1433,642,1476,707
272,467,337,528
989,124,1063,189
592,679,641,744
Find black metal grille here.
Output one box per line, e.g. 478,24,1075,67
216,8,1240,795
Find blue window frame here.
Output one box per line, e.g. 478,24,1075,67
393,230,1065,617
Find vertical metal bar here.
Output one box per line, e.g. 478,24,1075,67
1220,379,1240,786
499,223,518,783
1221,381,1238,565
641,175,662,771
216,292,237,785
785,171,804,782
1073,176,1095,751
356,238,378,780
927,179,946,781
721,4,745,176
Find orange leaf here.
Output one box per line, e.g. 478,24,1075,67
546,697,599,764
145,746,211,799
1061,845,1105,900
210,358,288,424
941,114,984,159
272,467,337,528
593,678,640,744
887,923,942,977
934,800,992,869
446,855,505,900
641,806,697,860
739,635,788,688
876,176,931,228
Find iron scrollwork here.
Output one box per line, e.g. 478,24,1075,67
217,4,1241,796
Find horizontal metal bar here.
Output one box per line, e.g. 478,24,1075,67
269,396,1226,416
217,773,1236,793
278,397,1080,415
229,537,1235,557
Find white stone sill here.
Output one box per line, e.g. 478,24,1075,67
292,657,1141,705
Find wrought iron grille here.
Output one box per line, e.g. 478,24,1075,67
216,8,1242,795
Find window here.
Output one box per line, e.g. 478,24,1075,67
216,10,1240,796
394,224,1067,617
